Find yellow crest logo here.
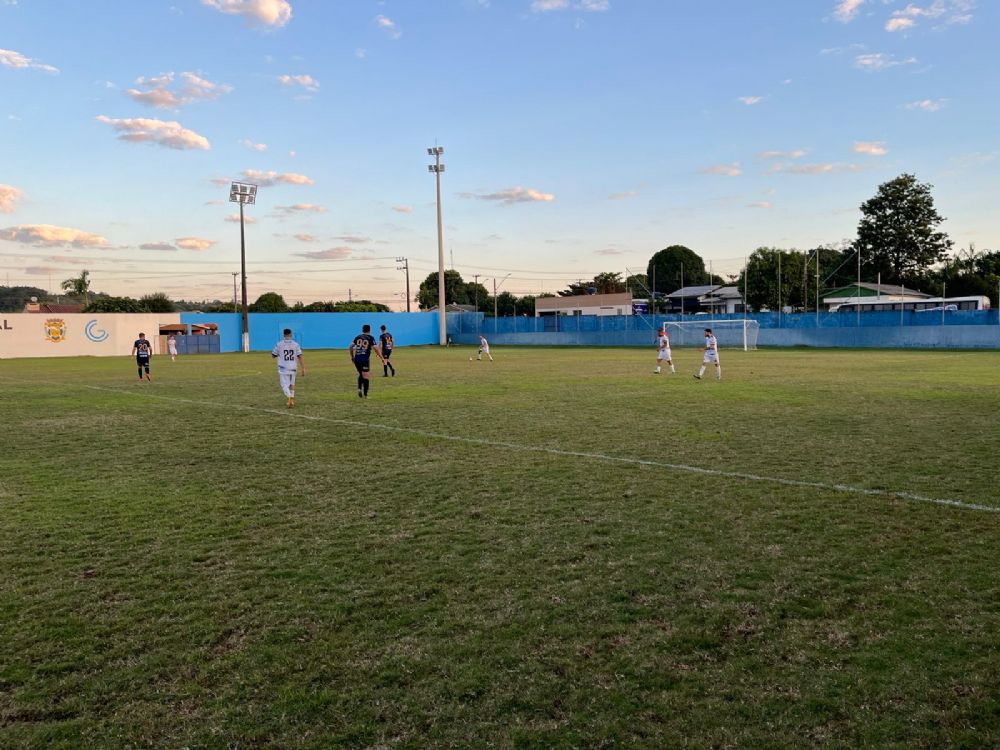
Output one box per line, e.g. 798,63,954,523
44,318,66,343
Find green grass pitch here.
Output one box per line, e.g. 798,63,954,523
1,346,998,748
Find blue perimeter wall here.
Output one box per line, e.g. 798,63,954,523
180,310,1000,351
180,312,442,352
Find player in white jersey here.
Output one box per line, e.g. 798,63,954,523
694,328,721,381
477,335,493,361
653,327,674,374
271,328,305,408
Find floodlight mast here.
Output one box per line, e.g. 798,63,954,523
229,182,257,352
427,146,446,345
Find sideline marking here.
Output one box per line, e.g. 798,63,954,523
63,381,997,515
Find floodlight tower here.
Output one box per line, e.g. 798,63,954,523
229,181,257,353
427,146,446,345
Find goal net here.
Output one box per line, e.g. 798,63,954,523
662,319,759,351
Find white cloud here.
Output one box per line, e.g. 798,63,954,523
0,224,108,248
333,234,370,244
0,48,59,74
225,214,257,224
293,233,318,242
530,0,609,11
854,53,917,71
126,71,233,109
608,190,637,200
239,138,268,151
459,186,555,204
758,149,807,159
175,237,217,251
737,96,763,105
595,247,623,255
201,0,292,28
296,247,351,259
833,0,865,22
275,203,325,214
391,205,413,214
886,17,915,31
140,242,177,251
747,201,772,209
531,0,569,10
375,14,401,39
96,115,211,150
277,73,319,92
240,169,314,186
853,141,887,155
699,163,742,177
906,98,947,111
355,48,367,59
0,184,22,213
770,163,863,175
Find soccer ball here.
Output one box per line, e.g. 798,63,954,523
468,357,472,361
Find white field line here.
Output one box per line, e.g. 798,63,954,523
55,381,998,515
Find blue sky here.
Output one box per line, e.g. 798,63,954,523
1,0,997,306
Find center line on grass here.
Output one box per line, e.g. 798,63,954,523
67,382,998,515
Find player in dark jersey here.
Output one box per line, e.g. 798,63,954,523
379,324,395,377
131,332,153,382
349,324,386,398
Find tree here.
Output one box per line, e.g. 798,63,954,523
646,246,708,296
495,291,517,316
250,292,289,312
935,245,1000,305
558,272,626,297
417,269,472,310
83,296,144,313
515,295,536,316
61,270,91,305
332,300,390,313
0,285,49,313
139,292,176,313
737,247,810,312
625,273,649,298
855,173,953,286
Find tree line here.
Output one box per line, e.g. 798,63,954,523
417,173,998,314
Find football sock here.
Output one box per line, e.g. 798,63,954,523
357,375,364,390
363,379,370,396
655,366,661,373
698,366,706,377
383,364,388,375
389,363,395,375
669,364,675,373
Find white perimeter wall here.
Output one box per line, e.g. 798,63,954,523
0,313,181,359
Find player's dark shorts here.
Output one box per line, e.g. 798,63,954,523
381,348,392,360
136,355,150,367
353,358,370,374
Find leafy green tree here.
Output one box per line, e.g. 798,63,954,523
935,245,1000,305
417,270,477,310
625,273,649,298
332,300,390,312
250,292,289,312
646,246,708,296
61,270,91,305
558,272,626,297
83,296,144,313
495,291,517,316
139,292,176,313
464,281,490,311
515,295,536,316
855,173,953,286
737,247,813,312
0,285,49,313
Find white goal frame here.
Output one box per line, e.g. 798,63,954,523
661,319,759,351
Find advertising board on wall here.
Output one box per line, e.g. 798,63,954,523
0,314,181,359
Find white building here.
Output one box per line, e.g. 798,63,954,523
534,292,635,317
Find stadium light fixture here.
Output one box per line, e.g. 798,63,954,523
427,146,446,345
230,181,258,353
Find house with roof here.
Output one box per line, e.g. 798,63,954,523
534,292,635,317
23,301,85,314
699,286,745,315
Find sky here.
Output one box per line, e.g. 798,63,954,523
1,0,997,308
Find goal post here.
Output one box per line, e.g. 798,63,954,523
661,319,759,351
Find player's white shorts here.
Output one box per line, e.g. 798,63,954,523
479,344,489,353
167,344,177,355
703,351,719,364
656,349,672,361
278,367,297,396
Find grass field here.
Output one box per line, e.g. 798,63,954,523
1,346,998,749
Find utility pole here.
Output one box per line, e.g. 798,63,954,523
396,257,411,312
473,274,480,334
427,145,446,345
494,273,512,334
232,272,239,313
